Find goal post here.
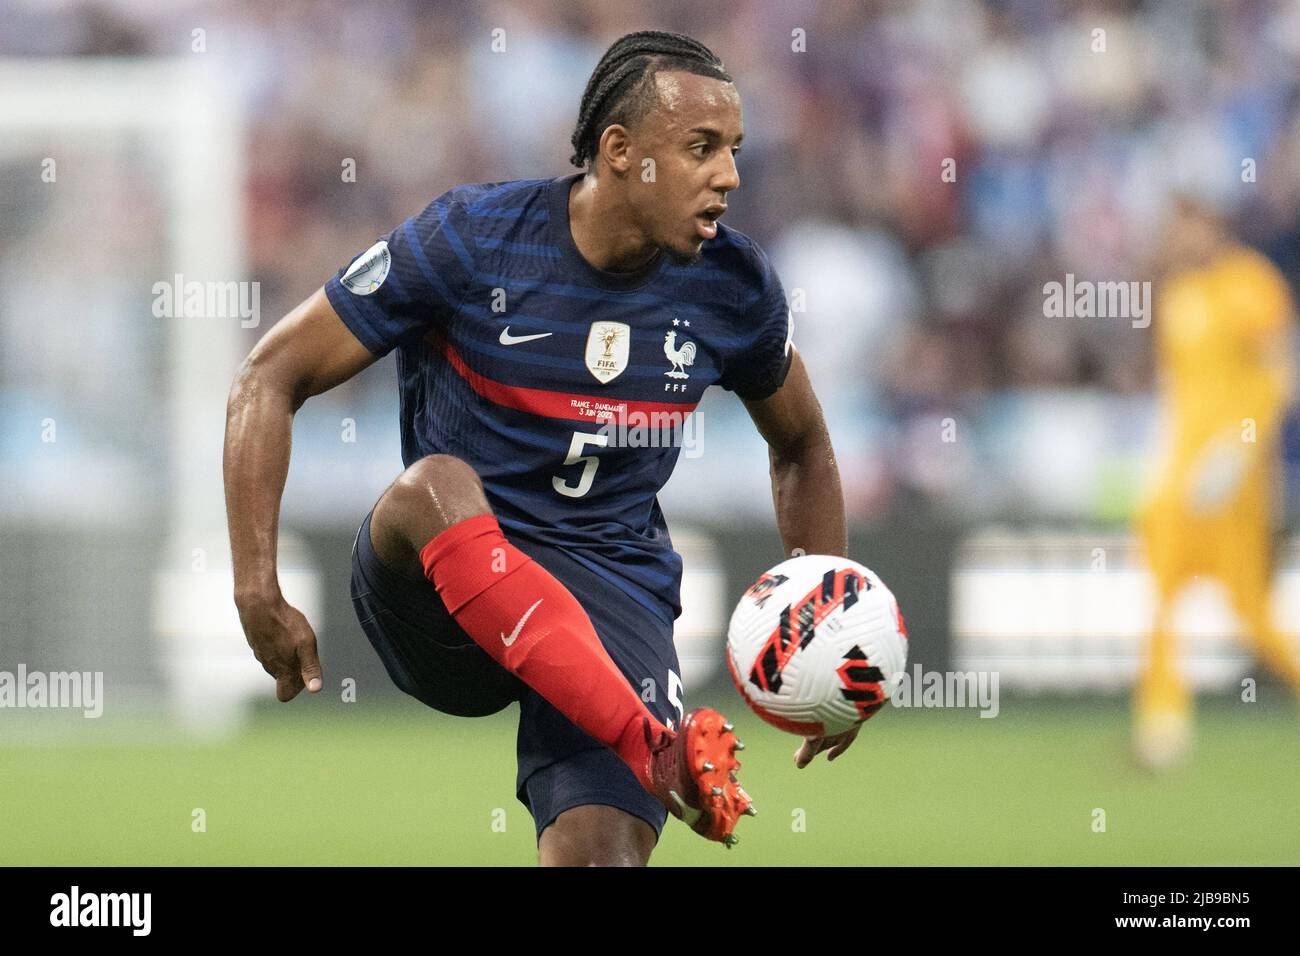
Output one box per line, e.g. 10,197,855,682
0,57,321,734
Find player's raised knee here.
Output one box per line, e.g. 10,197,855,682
397,453,484,497
379,454,492,542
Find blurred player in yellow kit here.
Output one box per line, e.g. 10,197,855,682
1135,196,1300,767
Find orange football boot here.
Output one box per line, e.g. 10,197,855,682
644,707,754,846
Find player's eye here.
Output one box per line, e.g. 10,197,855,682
691,143,712,157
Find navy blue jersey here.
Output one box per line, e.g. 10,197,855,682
325,174,793,624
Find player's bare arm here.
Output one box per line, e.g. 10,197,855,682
223,288,377,702
743,347,847,559
743,346,859,767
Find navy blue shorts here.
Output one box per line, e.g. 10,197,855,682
349,510,682,841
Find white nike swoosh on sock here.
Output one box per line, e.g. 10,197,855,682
501,598,544,647
499,327,553,345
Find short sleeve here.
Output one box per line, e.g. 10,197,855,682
325,195,477,357
719,245,795,401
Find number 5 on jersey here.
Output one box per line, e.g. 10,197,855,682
552,431,607,498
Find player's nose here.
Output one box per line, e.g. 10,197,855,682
713,152,740,193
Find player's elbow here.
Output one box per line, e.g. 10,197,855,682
227,352,265,418
764,429,837,481
769,421,833,471
227,346,310,418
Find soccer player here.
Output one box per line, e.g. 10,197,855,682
1134,195,1300,767
224,31,849,865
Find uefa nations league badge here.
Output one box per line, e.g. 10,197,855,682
341,240,392,295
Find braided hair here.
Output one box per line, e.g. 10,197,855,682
569,31,731,168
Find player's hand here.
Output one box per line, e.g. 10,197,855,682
235,595,324,702
794,725,860,768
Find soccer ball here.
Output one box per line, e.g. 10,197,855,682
726,554,909,737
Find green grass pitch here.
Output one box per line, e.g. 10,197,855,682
3,696,1297,866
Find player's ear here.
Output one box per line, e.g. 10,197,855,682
597,124,634,175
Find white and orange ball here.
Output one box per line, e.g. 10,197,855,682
726,555,909,737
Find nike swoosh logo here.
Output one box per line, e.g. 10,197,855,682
501,598,544,647
499,327,553,346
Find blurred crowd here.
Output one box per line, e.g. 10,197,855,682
4,0,1300,524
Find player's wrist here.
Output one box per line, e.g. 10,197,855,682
233,579,284,613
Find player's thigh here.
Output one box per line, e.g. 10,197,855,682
537,804,657,867
350,507,523,716
369,453,493,576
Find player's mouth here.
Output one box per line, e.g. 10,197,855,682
695,204,726,240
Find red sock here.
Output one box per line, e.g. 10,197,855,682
419,513,667,791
